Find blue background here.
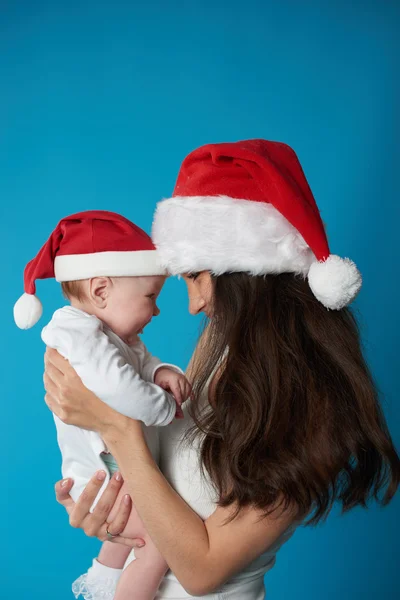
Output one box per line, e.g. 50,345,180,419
1,1,399,599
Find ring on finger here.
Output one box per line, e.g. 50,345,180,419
106,522,121,540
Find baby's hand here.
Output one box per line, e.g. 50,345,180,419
154,368,192,419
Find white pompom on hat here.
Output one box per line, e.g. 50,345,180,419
152,139,362,309
308,255,362,310
14,210,166,329
14,293,43,330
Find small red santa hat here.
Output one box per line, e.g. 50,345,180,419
152,139,362,310
14,210,165,329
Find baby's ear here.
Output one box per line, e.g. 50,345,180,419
89,277,111,308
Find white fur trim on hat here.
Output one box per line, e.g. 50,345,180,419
14,293,43,329
152,196,316,276
54,250,166,281
308,255,362,310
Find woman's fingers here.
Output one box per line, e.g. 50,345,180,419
55,478,76,515
110,535,146,549
72,471,124,535
88,472,125,529
44,392,64,420
44,351,65,387
43,372,58,396
102,493,134,541
68,471,108,528
45,391,71,424
54,473,132,542
46,347,74,376
105,494,145,548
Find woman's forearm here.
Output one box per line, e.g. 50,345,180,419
45,347,296,595
102,418,211,590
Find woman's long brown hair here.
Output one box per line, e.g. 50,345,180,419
186,272,400,524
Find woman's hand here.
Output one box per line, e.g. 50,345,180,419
44,347,123,434
55,472,146,549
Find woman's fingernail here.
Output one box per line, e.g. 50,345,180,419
61,479,70,488
137,542,145,548
124,494,130,505
96,471,106,481
115,472,122,481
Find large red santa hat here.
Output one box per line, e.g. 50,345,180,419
152,139,362,310
14,210,165,329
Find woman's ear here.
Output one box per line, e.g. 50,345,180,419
88,277,111,308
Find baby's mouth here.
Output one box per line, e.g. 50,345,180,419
138,320,151,334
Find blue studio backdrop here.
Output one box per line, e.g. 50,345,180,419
1,1,399,599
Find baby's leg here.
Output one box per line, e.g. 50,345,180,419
106,483,168,599
114,542,168,600
98,540,132,569
73,483,136,599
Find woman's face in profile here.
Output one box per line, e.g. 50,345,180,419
182,271,213,318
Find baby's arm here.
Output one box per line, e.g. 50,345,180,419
137,338,184,383
42,308,176,427
138,341,189,417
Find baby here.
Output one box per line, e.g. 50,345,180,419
14,210,191,600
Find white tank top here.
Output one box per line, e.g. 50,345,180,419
153,401,296,599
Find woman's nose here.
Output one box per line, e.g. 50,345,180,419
188,295,205,315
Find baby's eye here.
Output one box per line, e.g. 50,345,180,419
147,293,156,299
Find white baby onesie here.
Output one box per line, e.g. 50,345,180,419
42,305,181,508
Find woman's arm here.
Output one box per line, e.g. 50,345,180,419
103,418,295,595
42,312,176,426
45,348,296,596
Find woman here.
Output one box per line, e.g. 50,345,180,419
44,140,400,599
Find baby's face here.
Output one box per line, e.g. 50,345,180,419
104,275,166,344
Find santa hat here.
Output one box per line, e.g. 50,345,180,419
152,139,362,310
14,210,165,329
